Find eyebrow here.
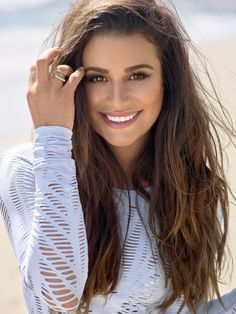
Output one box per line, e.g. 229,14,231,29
84,64,154,73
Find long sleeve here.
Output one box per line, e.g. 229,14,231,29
0,126,88,313
1,127,235,314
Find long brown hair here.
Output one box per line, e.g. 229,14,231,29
45,0,235,313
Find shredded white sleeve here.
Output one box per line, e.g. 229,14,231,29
0,127,235,314
0,126,88,313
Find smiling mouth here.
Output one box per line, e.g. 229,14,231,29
104,112,138,123
100,110,142,128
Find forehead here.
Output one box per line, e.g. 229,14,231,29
82,33,160,66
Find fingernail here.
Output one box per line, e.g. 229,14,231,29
78,66,85,72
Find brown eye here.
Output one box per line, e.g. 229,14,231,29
130,72,149,80
85,75,107,83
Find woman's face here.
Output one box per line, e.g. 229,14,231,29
82,33,163,152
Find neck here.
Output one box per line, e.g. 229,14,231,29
112,146,137,186
110,136,149,189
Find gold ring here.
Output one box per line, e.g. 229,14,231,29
52,70,67,83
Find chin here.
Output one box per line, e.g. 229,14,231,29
107,139,135,148
111,143,134,149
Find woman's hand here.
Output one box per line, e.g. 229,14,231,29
27,47,85,131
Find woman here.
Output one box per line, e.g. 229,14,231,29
0,0,235,313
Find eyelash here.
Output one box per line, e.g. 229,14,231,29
85,72,150,83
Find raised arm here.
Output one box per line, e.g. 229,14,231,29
0,126,88,312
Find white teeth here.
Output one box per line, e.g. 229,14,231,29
105,112,138,123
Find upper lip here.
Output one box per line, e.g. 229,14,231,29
102,110,141,117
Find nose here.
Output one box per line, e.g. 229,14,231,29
107,81,130,110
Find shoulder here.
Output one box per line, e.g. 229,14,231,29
0,142,34,201
0,143,35,257
0,141,33,166
0,142,33,177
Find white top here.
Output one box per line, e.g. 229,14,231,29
0,126,235,314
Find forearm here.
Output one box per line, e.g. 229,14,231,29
23,126,88,312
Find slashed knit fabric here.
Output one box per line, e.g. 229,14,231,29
0,126,235,314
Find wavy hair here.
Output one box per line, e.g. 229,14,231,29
44,0,235,313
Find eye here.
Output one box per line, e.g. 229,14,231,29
85,75,107,83
129,72,150,81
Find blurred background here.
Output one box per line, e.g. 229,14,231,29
0,0,236,313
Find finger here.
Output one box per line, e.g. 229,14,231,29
51,65,73,87
28,64,37,86
36,47,61,84
64,67,85,93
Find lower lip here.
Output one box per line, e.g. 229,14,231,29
100,111,142,129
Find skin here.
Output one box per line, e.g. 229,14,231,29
26,34,163,304
27,47,85,131
27,49,85,307
27,34,163,184
82,33,164,182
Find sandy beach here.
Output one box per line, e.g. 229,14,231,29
0,36,235,313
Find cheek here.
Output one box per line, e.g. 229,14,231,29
86,85,106,110
85,80,164,111
153,84,164,108
137,81,163,108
